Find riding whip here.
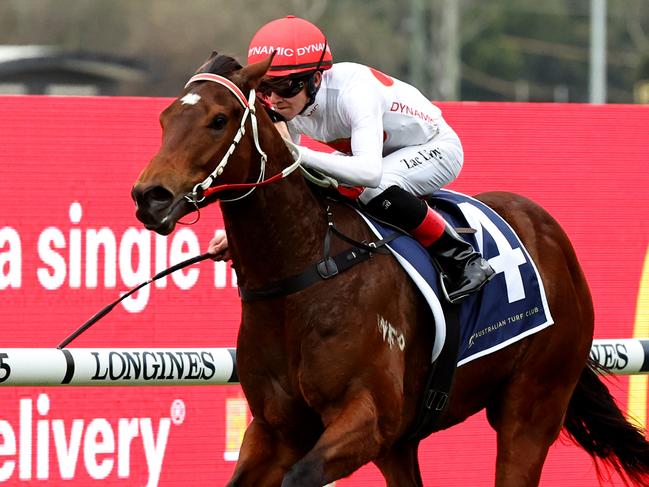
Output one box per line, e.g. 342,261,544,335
57,252,213,349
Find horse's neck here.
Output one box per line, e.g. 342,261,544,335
220,131,327,289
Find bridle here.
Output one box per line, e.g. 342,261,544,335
56,70,379,349
182,72,303,205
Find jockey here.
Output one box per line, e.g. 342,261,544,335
211,15,494,303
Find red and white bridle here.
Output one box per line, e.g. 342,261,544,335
182,73,303,204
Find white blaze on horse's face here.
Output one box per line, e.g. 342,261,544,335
377,315,406,351
180,93,201,106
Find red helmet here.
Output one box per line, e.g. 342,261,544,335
248,15,333,77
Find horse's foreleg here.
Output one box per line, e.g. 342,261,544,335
374,440,424,487
227,418,300,487
280,389,385,487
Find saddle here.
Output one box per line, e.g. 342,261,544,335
360,189,554,436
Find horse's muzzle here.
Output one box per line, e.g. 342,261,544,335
131,184,179,235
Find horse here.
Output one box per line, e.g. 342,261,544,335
131,52,649,487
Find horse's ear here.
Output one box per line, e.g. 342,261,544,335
195,51,219,74
237,53,275,89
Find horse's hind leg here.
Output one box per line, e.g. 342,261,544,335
374,440,424,487
488,368,581,487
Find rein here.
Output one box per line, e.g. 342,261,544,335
182,73,303,205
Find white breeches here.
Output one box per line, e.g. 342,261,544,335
358,121,463,204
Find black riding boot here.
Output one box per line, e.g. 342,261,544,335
428,225,495,303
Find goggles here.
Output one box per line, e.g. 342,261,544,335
259,75,310,99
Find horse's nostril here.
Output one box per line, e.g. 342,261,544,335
132,185,174,211
145,186,174,207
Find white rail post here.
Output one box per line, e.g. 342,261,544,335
0,348,238,386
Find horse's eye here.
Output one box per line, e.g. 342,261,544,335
209,115,228,131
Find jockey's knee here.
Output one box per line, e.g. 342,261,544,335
363,185,427,231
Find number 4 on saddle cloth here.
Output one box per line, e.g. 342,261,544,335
358,189,554,437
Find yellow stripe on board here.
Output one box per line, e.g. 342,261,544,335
630,244,649,430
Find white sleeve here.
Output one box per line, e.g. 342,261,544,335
286,123,301,145
300,88,384,188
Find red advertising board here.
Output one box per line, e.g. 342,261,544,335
0,96,648,485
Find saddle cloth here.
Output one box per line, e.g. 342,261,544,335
357,189,554,366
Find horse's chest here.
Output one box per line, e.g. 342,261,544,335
244,371,312,430
236,357,305,424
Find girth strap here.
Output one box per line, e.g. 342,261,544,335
407,300,461,439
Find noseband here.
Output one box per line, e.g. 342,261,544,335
182,73,303,204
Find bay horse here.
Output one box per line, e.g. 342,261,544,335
132,53,649,486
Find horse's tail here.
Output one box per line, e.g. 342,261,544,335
564,358,649,486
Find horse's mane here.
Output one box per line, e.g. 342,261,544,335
196,51,242,77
